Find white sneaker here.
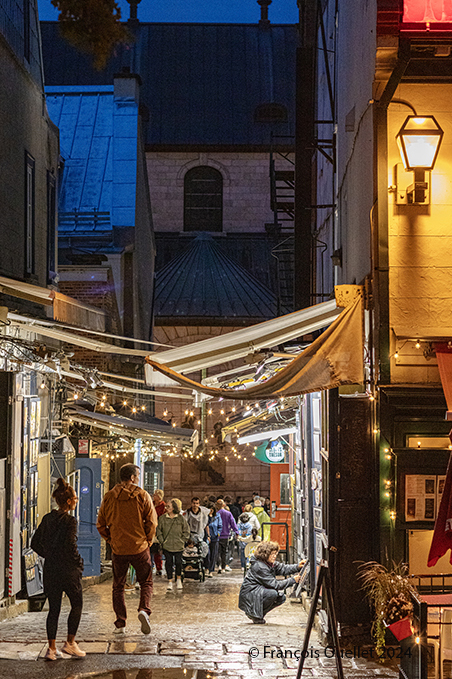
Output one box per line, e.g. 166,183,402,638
113,626,125,635
138,610,151,635
61,641,86,657
207,572,214,577
167,580,174,590
225,565,232,572
176,579,183,590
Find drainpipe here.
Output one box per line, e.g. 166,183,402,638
374,40,410,385
295,0,317,310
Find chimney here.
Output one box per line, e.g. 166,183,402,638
113,67,142,104
258,0,272,27
126,0,142,24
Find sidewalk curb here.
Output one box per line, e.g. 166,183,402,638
0,601,28,623
82,570,112,590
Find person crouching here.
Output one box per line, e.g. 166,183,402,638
238,541,303,624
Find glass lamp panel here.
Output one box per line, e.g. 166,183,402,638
403,134,441,169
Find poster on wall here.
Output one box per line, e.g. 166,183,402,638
405,474,438,521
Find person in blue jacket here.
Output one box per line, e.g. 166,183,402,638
206,503,222,577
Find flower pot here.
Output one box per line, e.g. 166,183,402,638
387,617,413,641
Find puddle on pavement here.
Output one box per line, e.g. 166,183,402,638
87,671,214,679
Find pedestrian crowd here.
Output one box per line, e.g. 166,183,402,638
30,465,304,660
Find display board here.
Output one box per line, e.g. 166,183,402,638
405,474,446,522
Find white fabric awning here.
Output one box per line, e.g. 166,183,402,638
67,406,198,451
0,275,106,331
9,320,150,357
146,298,341,375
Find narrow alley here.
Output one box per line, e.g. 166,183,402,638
0,567,400,679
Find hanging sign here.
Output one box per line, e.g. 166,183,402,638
255,439,287,463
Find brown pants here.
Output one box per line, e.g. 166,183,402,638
112,547,153,628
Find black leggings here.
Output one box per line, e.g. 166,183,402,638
163,550,183,580
44,568,83,640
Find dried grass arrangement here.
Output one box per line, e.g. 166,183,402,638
358,561,417,657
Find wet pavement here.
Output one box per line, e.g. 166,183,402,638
0,566,400,679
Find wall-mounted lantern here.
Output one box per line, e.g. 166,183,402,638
395,116,443,204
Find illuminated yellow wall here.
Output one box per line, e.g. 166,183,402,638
387,84,452,384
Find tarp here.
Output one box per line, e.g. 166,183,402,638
436,345,452,415
428,449,452,567
145,296,363,399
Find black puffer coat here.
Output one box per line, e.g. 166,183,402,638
238,555,299,619
31,509,83,573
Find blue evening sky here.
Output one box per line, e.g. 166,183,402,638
38,0,298,23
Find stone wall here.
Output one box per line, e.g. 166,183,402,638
146,151,281,233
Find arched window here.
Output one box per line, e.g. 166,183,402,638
184,166,223,232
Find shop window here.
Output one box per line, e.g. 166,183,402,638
280,473,291,505
406,436,451,449
184,166,223,232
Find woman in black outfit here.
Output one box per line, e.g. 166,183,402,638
31,478,85,660
238,541,304,623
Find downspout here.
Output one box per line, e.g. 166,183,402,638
295,0,317,310
374,39,410,385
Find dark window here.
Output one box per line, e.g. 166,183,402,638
23,0,30,63
184,166,223,232
254,103,288,124
47,172,56,283
25,152,35,275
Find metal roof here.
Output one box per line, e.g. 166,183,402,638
46,85,139,232
154,233,277,323
41,22,297,147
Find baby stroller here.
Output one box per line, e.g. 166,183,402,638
181,536,207,582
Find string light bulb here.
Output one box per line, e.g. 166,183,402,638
163,409,168,416
141,405,146,411
123,400,127,406
415,340,421,349
74,393,79,400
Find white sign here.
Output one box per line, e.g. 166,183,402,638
266,440,285,463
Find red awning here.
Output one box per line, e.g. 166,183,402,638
435,344,452,418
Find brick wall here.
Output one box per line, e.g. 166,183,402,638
162,453,270,510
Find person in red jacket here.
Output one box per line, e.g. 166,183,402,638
97,464,157,635
151,489,166,575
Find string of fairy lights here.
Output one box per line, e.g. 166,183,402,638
64,383,297,466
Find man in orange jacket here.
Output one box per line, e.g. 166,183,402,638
97,463,157,635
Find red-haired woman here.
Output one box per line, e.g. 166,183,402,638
31,477,85,660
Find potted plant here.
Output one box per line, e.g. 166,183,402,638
358,561,418,657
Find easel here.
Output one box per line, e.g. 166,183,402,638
296,560,344,679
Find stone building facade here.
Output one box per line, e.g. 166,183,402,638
147,152,275,234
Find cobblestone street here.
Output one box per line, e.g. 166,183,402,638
0,567,401,679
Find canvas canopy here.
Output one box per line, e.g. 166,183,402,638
145,294,364,399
